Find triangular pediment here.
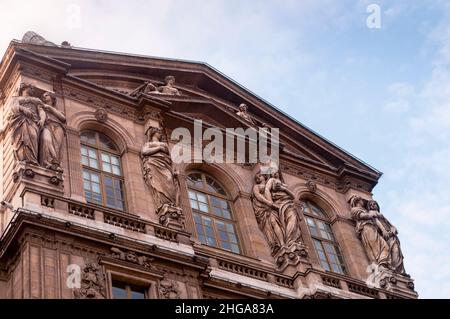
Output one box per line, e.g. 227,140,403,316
0,40,382,190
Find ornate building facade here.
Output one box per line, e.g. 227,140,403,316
0,32,417,299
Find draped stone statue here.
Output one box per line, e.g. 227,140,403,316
236,103,256,125
39,92,66,172
252,172,285,254
266,171,303,246
141,127,183,228
8,83,45,165
367,200,406,275
252,169,306,268
350,195,390,270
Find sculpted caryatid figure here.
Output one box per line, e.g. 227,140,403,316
350,195,390,270
252,173,285,254
8,83,45,166
367,200,406,275
252,170,303,253
158,75,181,96
39,92,66,172
141,127,182,226
266,171,302,246
236,103,256,125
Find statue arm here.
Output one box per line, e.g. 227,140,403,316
352,208,374,220
141,143,164,156
279,184,295,199
47,106,67,123
253,185,277,209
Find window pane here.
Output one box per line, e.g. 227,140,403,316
222,210,231,220
90,159,98,169
130,286,146,299
112,165,121,175
112,281,128,299
103,163,112,173
187,173,203,188
321,260,331,271
98,132,117,151
80,131,96,145
197,193,207,203
101,153,110,162
231,244,240,253
206,176,226,195
190,200,199,210
111,156,119,165
199,203,209,212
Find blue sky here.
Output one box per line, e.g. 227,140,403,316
1,0,449,298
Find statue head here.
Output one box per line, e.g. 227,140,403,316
19,83,34,97
349,195,366,209
254,172,266,184
164,75,176,86
367,200,380,212
41,91,56,106
238,103,248,113
146,126,164,142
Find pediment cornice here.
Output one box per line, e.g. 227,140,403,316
1,41,382,191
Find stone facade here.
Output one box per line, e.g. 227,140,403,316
0,32,417,299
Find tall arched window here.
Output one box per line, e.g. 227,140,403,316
80,130,126,211
302,200,346,274
187,172,241,254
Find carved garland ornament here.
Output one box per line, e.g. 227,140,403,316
73,261,106,299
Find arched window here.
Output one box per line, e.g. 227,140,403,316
302,200,346,274
187,171,241,254
80,130,125,211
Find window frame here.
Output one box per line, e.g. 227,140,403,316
80,130,127,212
302,200,347,275
187,171,242,254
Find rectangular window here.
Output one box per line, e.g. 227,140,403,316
112,280,148,299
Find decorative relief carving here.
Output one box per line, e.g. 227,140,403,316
64,86,138,122
141,126,184,229
94,108,108,123
159,277,181,299
110,247,154,268
73,261,106,299
306,180,317,193
131,75,182,97
280,162,373,194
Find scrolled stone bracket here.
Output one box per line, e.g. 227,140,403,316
157,204,185,230
274,242,309,271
